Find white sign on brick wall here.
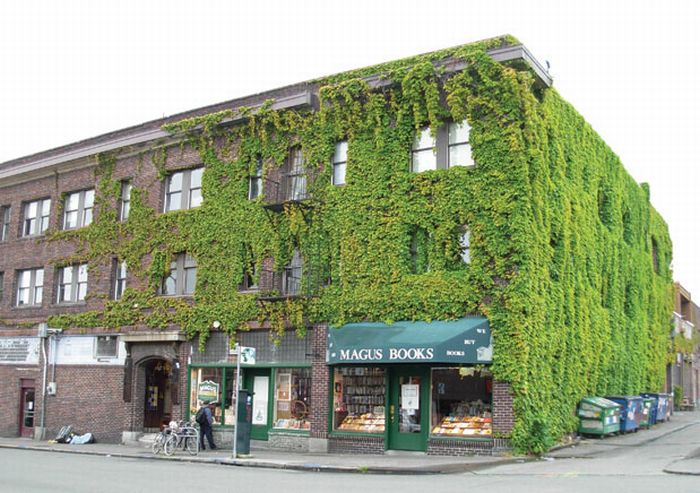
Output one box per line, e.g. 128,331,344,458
0,337,40,365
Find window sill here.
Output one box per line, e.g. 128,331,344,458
269,429,310,435
156,294,195,299
429,435,492,442
329,431,385,439
12,304,44,310
52,301,88,308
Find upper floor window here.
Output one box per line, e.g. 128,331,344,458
332,141,348,186
409,228,430,274
411,120,473,172
113,260,127,300
448,121,474,168
0,206,10,241
287,148,307,201
119,181,132,221
63,189,95,230
459,227,471,264
248,158,263,200
283,249,303,296
57,263,88,303
160,253,197,296
0,271,4,302
23,198,51,237
95,335,118,359
16,267,44,306
411,128,436,173
164,168,203,212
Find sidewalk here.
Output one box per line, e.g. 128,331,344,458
1,411,698,475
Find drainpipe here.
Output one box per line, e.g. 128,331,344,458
39,335,48,440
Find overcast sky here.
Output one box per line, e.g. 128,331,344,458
1,1,699,298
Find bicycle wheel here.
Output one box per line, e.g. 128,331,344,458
185,436,199,455
163,434,177,456
151,434,164,455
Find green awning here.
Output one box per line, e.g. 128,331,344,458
327,317,492,365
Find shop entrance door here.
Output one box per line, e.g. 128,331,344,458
19,382,36,438
244,368,271,440
144,359,171,429
388,366,429,451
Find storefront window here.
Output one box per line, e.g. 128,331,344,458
333,367,386,433
430,368,492,437
189,367,238,426
273,368,311,430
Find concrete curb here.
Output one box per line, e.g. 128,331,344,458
0,442,522,475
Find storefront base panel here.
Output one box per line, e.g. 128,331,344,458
428,437,493,456
328,435,385,455
268,431,309,452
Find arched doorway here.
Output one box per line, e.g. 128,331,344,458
143,359,173,430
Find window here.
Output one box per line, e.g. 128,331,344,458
1,206,9,241
0,272,4,302
430,368,492,437
119,181,132,221
248,158,263,200
160,253,197,296
448,121,474,167
63,189,95,230
23,198,51,236
459,227,471,264
411,120,473,172
411,127,436,172
332,367,386,433
164,168,203,212
189,367,239,426
95,336,118,358
57,263,88,303
409,228,429,274
273,368,311,430
16,268,44,306
283,249,303,295
332,141,348,186
113,260,127,300
287,148,307,201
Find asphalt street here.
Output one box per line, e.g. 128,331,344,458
2,418,699,493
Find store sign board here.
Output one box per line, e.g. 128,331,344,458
327,317,492,365
197,380,220,403
0,337,40,365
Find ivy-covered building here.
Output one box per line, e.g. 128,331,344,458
0,35,673,454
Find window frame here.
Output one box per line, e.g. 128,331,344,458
331,141,348,186
16,267,44,307
248,158,263,200
160,253,197,296
22,198,51,237
113,260,127,300
410,120,473,172
119,180,132,221
56,263,89,304
459,226,471,264
1,205,10,242
62,189,95,230
164,167,204,212
282,249,303,296
95,335,119,359
286,148,307,201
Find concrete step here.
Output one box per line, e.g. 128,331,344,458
138,433,159,447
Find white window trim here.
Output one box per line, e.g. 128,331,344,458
56,263,89,304
22,198,51,237
16,267,44,306
164,168,203,212
62,189,95,230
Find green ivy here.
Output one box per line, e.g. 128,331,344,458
42,35,673,453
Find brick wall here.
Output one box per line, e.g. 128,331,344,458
44,365,129,443
328,435,385,455
310,323,329,439
428,437,494,456
492,380,514,435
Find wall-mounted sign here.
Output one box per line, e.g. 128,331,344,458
0,338,40,365
197,380,220,403
240,346,256,364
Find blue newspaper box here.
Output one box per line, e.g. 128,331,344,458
605,396,642,433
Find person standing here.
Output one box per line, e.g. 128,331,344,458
197,402,217,450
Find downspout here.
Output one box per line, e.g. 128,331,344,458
39,336,48,440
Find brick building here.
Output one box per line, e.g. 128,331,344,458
669,283,699,408
0,36,672,455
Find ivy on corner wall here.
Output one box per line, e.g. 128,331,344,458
43,35,673,453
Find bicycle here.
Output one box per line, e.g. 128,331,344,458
152,420,199,456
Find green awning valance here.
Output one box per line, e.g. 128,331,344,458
327,317,492,365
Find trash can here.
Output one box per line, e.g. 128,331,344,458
641,394,659,425
656,393,671,421
577,397,621,436
639,398,654,428
605,396,642,433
